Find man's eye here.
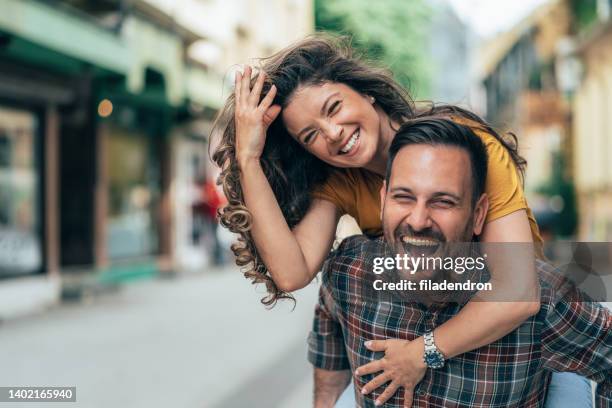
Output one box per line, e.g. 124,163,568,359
433,200,454,207
393,195,415,201
328,101,341,115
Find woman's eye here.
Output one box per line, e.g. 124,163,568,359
328,101,341,115
304,131,317,144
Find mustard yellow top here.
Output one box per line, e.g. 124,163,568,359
312,119,543,244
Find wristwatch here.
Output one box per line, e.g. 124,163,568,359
423,331,445,369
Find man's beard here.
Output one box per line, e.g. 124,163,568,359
383,213,479,304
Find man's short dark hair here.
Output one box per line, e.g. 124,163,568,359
385,118,488,205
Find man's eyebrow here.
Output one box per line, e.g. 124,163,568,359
389,187,414,194
297,92,340,139
431,191,461,201
389,187,461,201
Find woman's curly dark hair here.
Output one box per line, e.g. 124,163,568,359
211,33,526,306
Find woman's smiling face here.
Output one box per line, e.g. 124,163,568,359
282,82,383,169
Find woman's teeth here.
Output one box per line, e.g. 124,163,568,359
401,236,438,247
340,130,360,154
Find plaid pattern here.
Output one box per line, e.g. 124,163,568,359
308,236,612,408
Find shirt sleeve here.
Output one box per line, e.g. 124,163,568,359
540,280,612,407
307,280,350,371
311,170,354,216
477,128,529,223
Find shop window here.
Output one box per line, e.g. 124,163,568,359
0,106,42,276
106,125,160,259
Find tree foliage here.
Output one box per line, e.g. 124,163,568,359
315,0,432,98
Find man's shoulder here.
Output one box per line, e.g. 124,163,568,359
322,235,383,287
535,259,602,312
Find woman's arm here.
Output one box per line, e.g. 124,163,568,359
235,66,340,292
239,159,339,291
432,209,540,358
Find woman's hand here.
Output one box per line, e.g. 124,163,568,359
234,65,281,165
356,338,427,407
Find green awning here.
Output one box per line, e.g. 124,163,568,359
1,0,131,74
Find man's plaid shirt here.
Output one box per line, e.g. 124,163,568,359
308,236,612,407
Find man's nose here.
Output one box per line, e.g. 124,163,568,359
406,202,433,232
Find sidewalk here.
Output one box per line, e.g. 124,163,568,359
0,265,319,408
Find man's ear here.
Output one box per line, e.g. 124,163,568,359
472,193,489,236
379,181,387,221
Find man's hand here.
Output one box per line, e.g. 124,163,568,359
355,338,427,407
314,368,351,408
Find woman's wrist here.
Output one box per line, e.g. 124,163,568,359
237,154,261,172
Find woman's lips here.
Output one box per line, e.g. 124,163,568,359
339,129,361,157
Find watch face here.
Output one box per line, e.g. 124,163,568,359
424,350,445,369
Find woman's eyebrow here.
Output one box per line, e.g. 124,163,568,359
320,92,340,115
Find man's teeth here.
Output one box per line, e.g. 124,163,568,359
340,130,359,154
401,236,438,246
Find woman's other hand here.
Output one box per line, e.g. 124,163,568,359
234,66,281,165
356,338,427,407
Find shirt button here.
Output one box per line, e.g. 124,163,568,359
416,389,426,397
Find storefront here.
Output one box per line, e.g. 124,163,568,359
92,94,172,281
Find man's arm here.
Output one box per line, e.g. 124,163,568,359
308,272,352,407
314,368,351,408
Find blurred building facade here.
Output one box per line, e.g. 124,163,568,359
0,0,313,319
572,0,612,240
477,0,578,239
477,0,612,240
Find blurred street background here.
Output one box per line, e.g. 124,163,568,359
1,0,612,407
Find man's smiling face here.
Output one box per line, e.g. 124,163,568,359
380,144,488,254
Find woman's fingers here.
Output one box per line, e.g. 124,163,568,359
234,71,242,106
262,104,281,128
259,84,277,110
240,65,252,104
249,70,266,105
365,340,388,352
375,381,400,406
361,373,391,395
403,388,414,408
355,359,383,376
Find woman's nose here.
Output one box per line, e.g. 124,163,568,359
321,121,343,144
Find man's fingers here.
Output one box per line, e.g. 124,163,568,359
361,373,391,395
249,70,266,105
375,381,400,406
403,387,414,408
365,340,388,352
355,359,383,376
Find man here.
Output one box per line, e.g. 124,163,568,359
308,118,611,407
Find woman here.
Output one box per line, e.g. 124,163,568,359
212,35,592,407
